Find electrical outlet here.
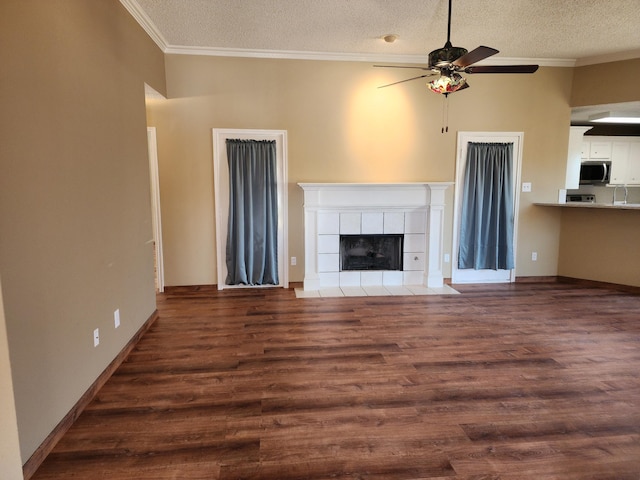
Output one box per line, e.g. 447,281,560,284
93,328,100,347
114,309,120,328
531,251,538,261
291,256,297,266
522,182,532,192
444,253,450,263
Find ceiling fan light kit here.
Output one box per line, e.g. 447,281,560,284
427,72,467,95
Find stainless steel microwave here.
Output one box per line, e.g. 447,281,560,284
579,161,611,185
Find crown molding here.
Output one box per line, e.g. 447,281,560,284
164,45,576,67
119,0,168,51
163,45,428,63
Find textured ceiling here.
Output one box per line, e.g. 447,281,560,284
124,0,640,65
128,0,640,121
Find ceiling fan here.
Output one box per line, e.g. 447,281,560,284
375,0,539,95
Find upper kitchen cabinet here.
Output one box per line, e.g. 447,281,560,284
630,143,640,184
589,141,612,159
610,141,640,185
581,138,612,160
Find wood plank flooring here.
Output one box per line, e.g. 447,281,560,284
31,281,640,479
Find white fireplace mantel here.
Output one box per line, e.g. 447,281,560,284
298,183,452,291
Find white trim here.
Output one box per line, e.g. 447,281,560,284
212,129,289,290
452,132,524,284
147,127,165,292
119,0,168,51
163,44,574,67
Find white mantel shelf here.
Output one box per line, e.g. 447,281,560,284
298,182,452,208
298,182,453,291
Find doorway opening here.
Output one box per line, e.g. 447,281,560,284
147,127,164,292
212,129,288,290
452,132,523,284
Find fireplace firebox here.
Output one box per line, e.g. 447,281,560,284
340,234,403,271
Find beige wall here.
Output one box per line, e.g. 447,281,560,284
571,58,640,107
558,208,640,286
557,58,640,286
147,55,573,286
0,0,165,463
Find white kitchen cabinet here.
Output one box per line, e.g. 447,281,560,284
628,143,640,184
581,141,590,159
610,142,629,184
589,141,612,159
609,141,640,185
565,127,592,189
581,138,611,161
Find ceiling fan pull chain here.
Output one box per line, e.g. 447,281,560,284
441,95,449,133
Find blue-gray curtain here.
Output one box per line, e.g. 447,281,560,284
225,139,279,286
458,142,515,270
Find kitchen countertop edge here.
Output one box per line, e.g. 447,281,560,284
534,202,640,210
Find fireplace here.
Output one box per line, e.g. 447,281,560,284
340,234,403,271
298,183,452,291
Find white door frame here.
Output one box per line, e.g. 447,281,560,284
212,129,289,290
452,132,523,284
147,127,165,292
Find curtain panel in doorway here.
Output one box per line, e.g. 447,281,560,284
458,142,515,270
225,139,279,286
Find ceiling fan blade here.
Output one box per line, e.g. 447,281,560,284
374,65,434,72
377,73,437,89
452,46,499,68
465,65,539,74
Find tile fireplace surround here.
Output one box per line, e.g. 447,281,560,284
298,183,452,292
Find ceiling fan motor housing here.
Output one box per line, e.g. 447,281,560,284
428,45,468,68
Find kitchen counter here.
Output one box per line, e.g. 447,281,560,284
535,202,640,210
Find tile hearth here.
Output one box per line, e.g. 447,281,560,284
295,284,459,298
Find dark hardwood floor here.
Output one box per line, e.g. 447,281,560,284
32,281,640,479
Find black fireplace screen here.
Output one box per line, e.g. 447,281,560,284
340,234,403,271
